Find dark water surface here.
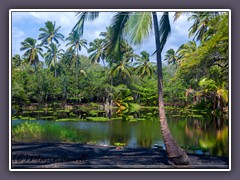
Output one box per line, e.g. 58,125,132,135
12,107,229,157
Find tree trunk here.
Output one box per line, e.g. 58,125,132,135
152,12,190,165
54,57,57,78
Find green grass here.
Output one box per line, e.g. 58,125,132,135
41,116,56,120
33,110,45,113
86,117,111,121
139,106,158,109
88,110,105,116
12,122,83,142
113,142,126,147
56,109,70,113
55,118,84,122
187,114,204,118
18,116,36,120
86,117,122,121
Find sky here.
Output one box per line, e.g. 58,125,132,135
11,11,193,63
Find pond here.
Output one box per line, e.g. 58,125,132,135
11,106,229,157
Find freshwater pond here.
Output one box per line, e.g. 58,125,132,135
12,107,229,157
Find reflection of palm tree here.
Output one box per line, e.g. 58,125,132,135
44,43,64,78
74,11,190,165
20,37,43,69
38,21,65,45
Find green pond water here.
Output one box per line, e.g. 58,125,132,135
12,107,229,157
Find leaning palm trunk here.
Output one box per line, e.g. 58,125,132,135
152,12,190,165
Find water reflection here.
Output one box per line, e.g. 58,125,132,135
12,108,229,157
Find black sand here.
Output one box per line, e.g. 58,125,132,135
11,143,229,169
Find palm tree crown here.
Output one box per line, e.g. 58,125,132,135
20,37,43,66
44,43,64,77
38,21,65,45
88,38,106,66
164,49,178,65
135,51,155,77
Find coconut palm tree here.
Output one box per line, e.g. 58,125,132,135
12,54,22,68
110,59,132,79
134,51,155,77
88,38,106,66
38,21,65,45
74,11,190,165
164,49,179,65
44,43,64,78
65,30,87,87
177,41,197,65
174,12,219,42
20,37,43,69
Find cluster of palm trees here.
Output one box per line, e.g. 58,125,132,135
164,41,197,66
17,20,156,84
72,11,191,165
164,12,228,113
13,11,228,165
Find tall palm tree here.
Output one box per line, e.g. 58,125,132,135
100,27,137,67
74,11,190,165
164,49,179,65
44,43,64,78
134,51,155,77
20,37,43,69
174,12,219,42
38,21,65,45
110,58,132,79
65,30,87,87
177,41,197,65
12,54,22,68
88,38,106,66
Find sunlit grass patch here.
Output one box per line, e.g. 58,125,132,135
12,122,83,142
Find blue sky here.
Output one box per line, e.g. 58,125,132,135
11,11,193,63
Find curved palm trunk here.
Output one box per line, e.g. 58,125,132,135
152,12,190,165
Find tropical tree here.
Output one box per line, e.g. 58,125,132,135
164,49,178,65
44,43,64,78
38,21,65,45
188,12,219,42
110,58,132,79
65,30,87,88
177,41,197,65
20,37,43,69
88,38,106,66
134,51,155,77
12,54,22,68
174,12,219,42
74,11,190,165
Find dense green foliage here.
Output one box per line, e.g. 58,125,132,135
12,13,229,114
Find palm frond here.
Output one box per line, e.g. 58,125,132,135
107,12,131,59
125,12,152,45
73,12,99,37
159,12,171,52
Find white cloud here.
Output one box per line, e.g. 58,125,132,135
11,27,27,55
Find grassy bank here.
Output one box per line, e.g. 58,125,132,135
12,122,84,142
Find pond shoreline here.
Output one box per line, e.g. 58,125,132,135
11,142,229,169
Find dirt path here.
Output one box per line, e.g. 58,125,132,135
11,143,229,169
